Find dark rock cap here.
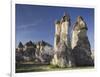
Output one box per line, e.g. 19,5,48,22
61,12,70,22
77,16,84,22
73,16,88,30
55,20,60,24
18,42,24,48
25,41,35,47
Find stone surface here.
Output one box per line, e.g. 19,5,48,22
16,40,53,64
71,16,94,66
51,41,74,67
52,13,74,67
54,13,71,51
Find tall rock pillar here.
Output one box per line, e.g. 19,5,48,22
71,16,94,66
60,13,71,48
54,20,61,51
52,13,74,67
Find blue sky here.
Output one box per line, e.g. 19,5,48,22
16,4,94,49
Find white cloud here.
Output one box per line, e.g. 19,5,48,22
16,19,42,30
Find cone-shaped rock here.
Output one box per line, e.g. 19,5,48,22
71,16,94,66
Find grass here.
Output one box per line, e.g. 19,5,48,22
16,62,94,73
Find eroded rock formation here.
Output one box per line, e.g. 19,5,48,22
51,13,74,67
52,41,74,67
71,16,94,66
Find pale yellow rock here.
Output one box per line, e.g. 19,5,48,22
52,13,72,67
54,13,71,50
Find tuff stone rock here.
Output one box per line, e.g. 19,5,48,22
51,41,74,67
71,16,94,66
52,13,74,67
